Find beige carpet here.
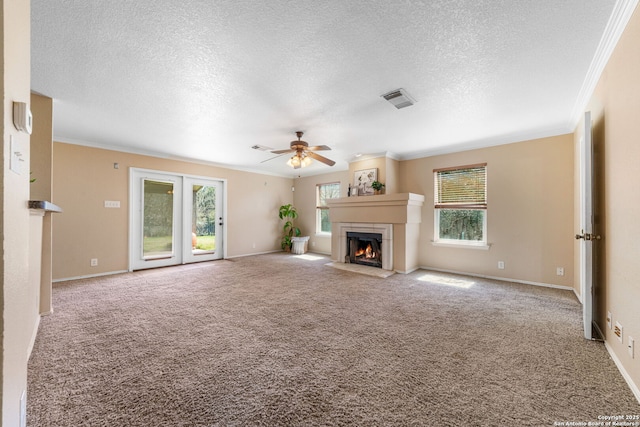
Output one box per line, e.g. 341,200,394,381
28,253,639,426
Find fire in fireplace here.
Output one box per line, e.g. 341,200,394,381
346,232,383,268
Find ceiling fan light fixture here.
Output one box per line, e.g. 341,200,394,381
381,88,416,109
286,153,313,169
287,155,301,168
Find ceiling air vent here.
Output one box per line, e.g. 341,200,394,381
251,144,272,151
381,88,416,109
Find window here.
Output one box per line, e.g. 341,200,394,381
434,163,487,246
317,182,340,233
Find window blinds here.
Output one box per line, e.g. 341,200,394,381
434,163,487,209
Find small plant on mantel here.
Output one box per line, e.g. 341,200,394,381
279,204,301,251
371,181,385,194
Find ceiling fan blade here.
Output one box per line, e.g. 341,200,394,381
306,145,331,151
307,151,335,166
271,148,295,154
260,153,288,163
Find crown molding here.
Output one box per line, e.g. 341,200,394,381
569,0,639,129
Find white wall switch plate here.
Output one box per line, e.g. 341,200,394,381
104,200,120,208
498,261,505,269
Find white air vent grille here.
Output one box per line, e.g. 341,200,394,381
381,88,416,109
251,144,272,151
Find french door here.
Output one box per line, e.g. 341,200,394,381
130,169,224,271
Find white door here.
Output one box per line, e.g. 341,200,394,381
576,111,599,340
130,170,225,270
130,170,184,270
183,177,224,263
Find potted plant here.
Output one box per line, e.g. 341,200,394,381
279,204,301,251
371,181,385,195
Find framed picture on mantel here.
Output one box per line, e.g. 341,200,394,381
354,168,377,196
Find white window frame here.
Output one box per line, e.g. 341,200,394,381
316,182,340,235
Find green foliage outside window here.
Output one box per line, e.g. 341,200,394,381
438,209,484,241
317,183,340,233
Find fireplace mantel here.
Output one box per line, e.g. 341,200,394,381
327,193,425,274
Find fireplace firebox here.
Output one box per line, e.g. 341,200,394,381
346,232,383,268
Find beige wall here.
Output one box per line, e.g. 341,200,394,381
576,4,640,393
2,0,35,424
295,134,574,287
293,170,350,254
52,143,294,280
399,134,574,287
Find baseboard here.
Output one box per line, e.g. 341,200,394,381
573,288,582,303
395,266,420,275
28,315,41,360
604,341,640,404
53,270,129,283
420,267,574,292
226,250,281,259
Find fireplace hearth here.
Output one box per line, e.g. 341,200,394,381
347,232,383,268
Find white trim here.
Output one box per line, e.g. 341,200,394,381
27,315,41,360
225,250,281,259
398,125,571,161
53,270,129,283
569,0,640,129
573,288,582,304
395,266,421,274
348,151,400,162
431,241,491,250
421,267,574,292
604,340,640,404
53,137,304,178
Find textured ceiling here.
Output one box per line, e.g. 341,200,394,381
31,0,619,177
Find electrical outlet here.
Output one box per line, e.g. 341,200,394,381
607,311,612,329
498,261,505,270
629,337,635,358
556,267,564,276
90,258,98,267
614,321,623,343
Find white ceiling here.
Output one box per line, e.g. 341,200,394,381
31,0,622,177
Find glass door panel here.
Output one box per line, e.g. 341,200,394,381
191,184,216,254
130,170,183,270
184,178,223,263
143,180,175,259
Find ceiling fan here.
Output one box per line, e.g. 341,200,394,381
269,131,336,169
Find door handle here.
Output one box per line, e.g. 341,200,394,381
575,230,601,240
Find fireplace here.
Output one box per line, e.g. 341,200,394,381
328,193,425,273
347,232,383,268
335,223,393,271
